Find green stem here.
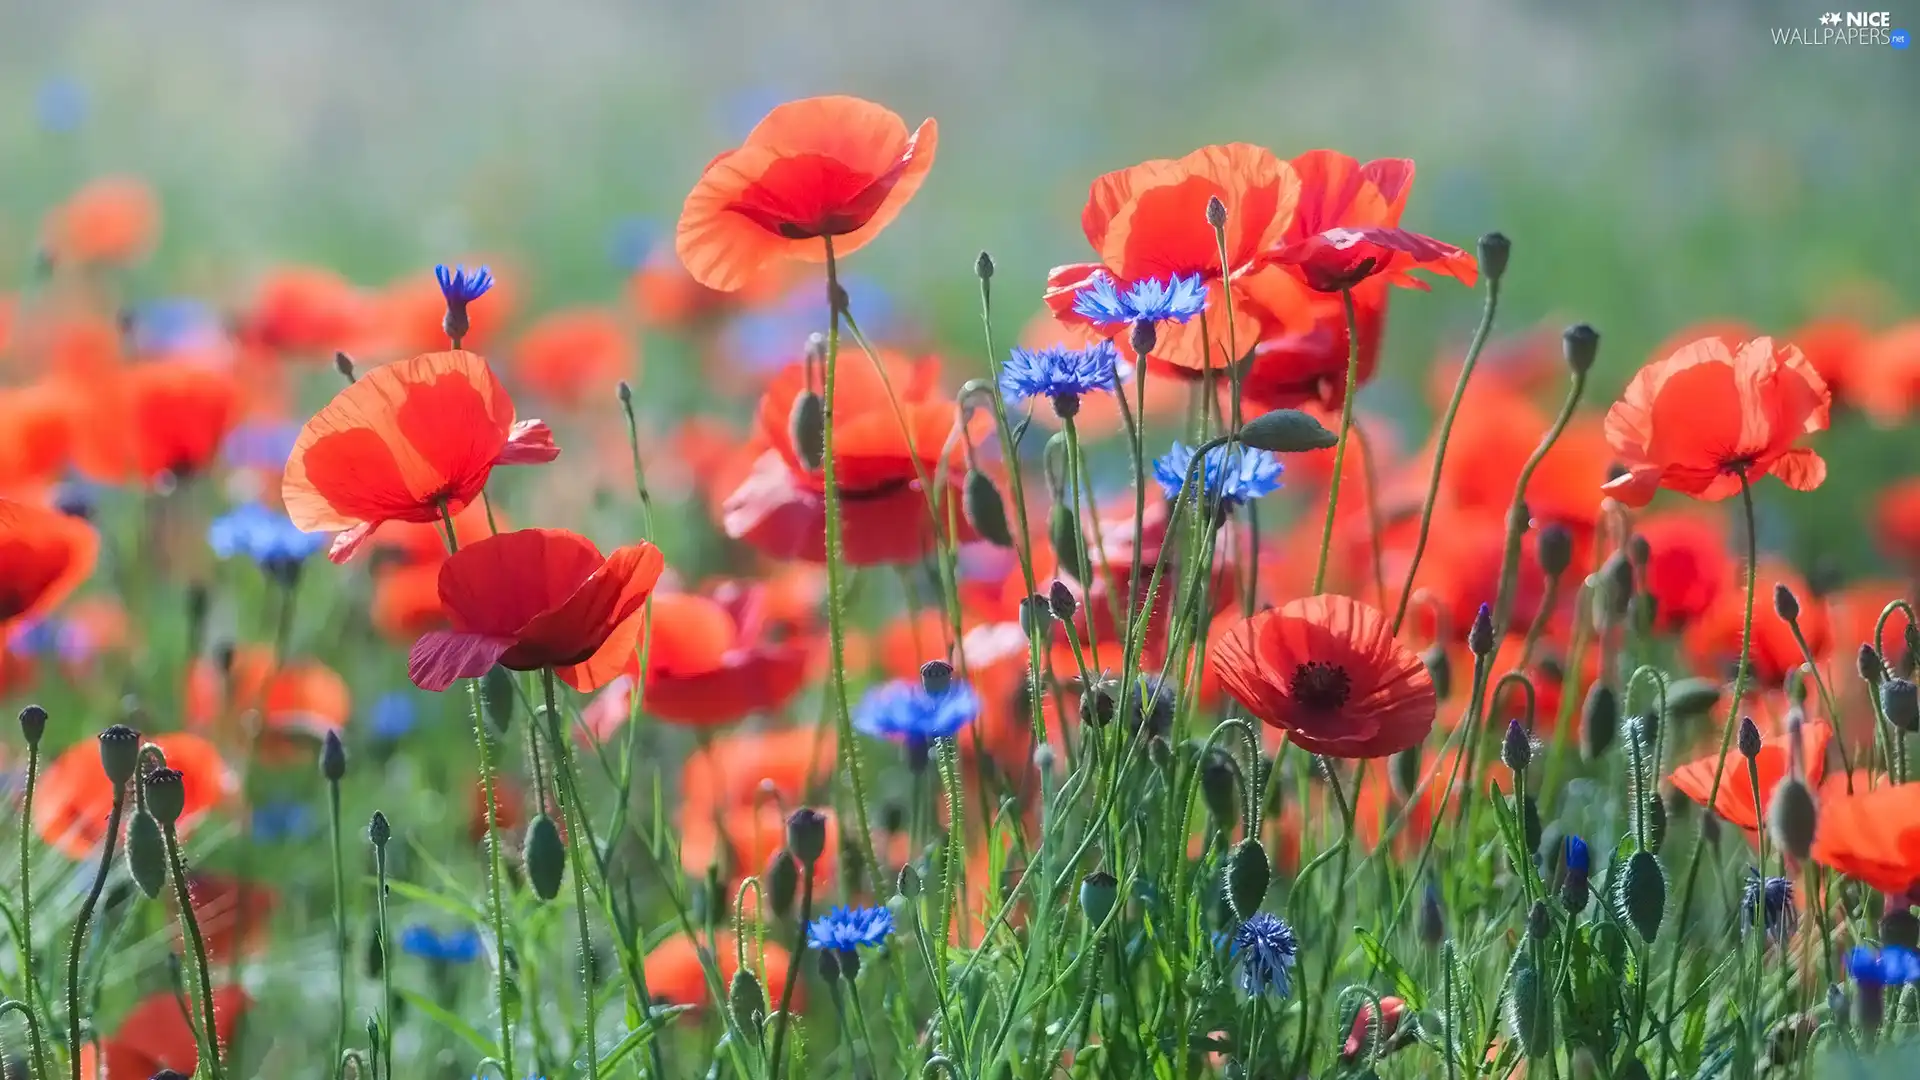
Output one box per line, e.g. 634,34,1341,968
541,670,600,1080
1311,289,1363,595
1489,371,1588,638
17,741,50,1080
65,791,126,1080
767,867,815,1080
164,823,225,1080
373,835,394,1080
329,773,349,1072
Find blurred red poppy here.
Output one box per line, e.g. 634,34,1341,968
1682,559,1830,688
283,350,557,562
373,561,449,640
35,732,235,859
1633,509,1733,633
627,586,810,726
42,176,160,267
644,933,798,1013
1787,317,1869,404
185,646,352,748
0,382,77,496
630,250,788,329
409,528,665,692
1601,336,1830,507
1212,594,1436,758
1848,321,1920,426
0,497,98,631
1669,720,1830,833
74,359,244,483
512,307,637,409
239,265,369,358
676,95,938,292
1812,783,1920,899
77,986,250,1080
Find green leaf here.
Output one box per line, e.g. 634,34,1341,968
599,1005,693,1074
1353,927,1426,1010
394,986,495,1059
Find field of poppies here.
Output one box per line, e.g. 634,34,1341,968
5,9,1920,1080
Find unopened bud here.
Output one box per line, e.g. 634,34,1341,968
617,380,633,407
1477,232,1511,281
1080,871,1119,925
1881,678,1919,733
320,730,348,782
1773,582,1802,623
18,704,47,747
765,850,799,917
524,814,566,902
334,351,356,381
1526,900,1551,942
1421,645,1452,700
1536,523,1573,578
786,808,828,866
368,811,391,849
1200,752,1242,832
1048,579,1078,622
1417,883,1446,946
1205,196,1228,229
1562,324,1599,376
1581,684,1618,761
1019,594,1054,638
126,811,168,899
1507,959,1552,1056
919,659,954,697
1767,777,1818,861
1502,719,1533,773
789,391,826,472
975,250,995,281
1225,839,1270,920
963,470,1014,547
1665,678,1721,720
1390,744,1423,801
1236,408,1338,453
1130,318,1157,359
1859,643,1886,683
728,968,767,1033
1047,504,1080,574
1621,849,1666,942
483,666,516,733
1468,603,1495,657
1738,716,1763,760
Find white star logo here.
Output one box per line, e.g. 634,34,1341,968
1821,11,1842,24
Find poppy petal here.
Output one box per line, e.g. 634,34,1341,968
438,529,607,637
409,631,516,691
1768,448,1827,492
495,418,561,465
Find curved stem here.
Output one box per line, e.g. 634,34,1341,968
65,791,126,1080
541,670,600,1080
164,823,225,1080
1489,371,1588,638
1,1001,47,1080
1311,289,1363,595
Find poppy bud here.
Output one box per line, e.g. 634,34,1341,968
1200,752,1242,833
1235,408,1338,453
1417,883,1446,946
975,250,994,281
1526,900,1551,942
1562,323,1600,377
617,380,633,407
1478,232,1511,281
1130,318,1157,360
1205,195,1228,229
1880,909,1919,951
1047,504,1080,574
1019,594,1053,638
334,351,356,382
1421,645,1452,701
1080,678,1118,728
1522,794,1543,857
1599,551,1635,620
98,724,142,788
919,659,953,697
786,808,828,867
1773,582,1802,623
1390,744,1423,801
1881,677,1919,733
1224,838,1270,920
1738,716,1763,760
1665,678,1721,721
524,814,566,902
1536,523,1573,578
1468,603,1494,657
765,849,799,917
1859,643,1885,684
1634,789,1667,854
1625,533,1651,572
126,811,168,899
1507,959,1551,1057
962,470,1014,547
18,704,47,748
1581,684,1617,761
143,768,187,827
1033,742,1057,775
1080,871,1119,925
483,665,516,733
368,810,391,850
1621,849,1666,942
1502,719,1533,773
789,391,826,472
320,730,348,783
1562,848,1591,917
1767,777,1817,861
1048,579,1078,622
727,967,767,1039
896,860,922,901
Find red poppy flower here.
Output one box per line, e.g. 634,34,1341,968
0,382,77,496
1424,326,1567,410
373,561,449,640
1343,996,1408,1062
1600,336,1831,507
1634,509,1733,633
470,776,525,845
185,646,352,750
1682,559,1830,688
35,733,235,859
282,350,557,562
1811,782,1920,899
407,528,664,692
681,725,834,822
0,497,98,630
676,95,938,292
77,986,250,1080
74,359,244,483
239,265,370,358
42,176,160,267
1233,289,1387,412
1848,321,1920,426
512,307,637,409
1264,225,1476,294
1669,720,1831,833
1211,594,1436,758
1788,317,1869,404
644,933,798,1013
1044,143,1300,372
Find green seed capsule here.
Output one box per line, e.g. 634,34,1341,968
126,811,168,899
483,665,516,734
963,470,1014,547
1507,959,1552,1057
1235,408,1338,453
1621,850,1667,942
1224,839,1271,920
1048,503,1080,572
728,968,766,1033
524,814,566,902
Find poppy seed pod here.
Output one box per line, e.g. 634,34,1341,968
1767,777,1818,861
143,768,187,827
1562,323,1599,376
786,808,828,867
789,390,826,472
482,665,516,733
962,470,1014,547
125,811,168,899
1018,594,1053,638
1536,523,1573,578
524,814,566,902
1581,684,1618,761
1225,838,1270,920
1738,716,1764,760
1048,579,1078,622
1621,849,1666,942
98,724,143,788
17,704,47,748
1773,582,1802,623
1477,232,1511,281
320,730,348,783
765,849,799,917
975,250,995,281
368,811,391,849
1664,678,1721,721
919,659,954,697
1468,603,1495,657
1236,408,1339,453
1881,678,1919,733
1080,871,1119,925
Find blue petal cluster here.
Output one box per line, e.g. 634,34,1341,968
854,680,979,745
1564,835,1590,874
251,800,317,844
370,692,418,741
208,504,328,579
1072,271,1209,327
1741,869,1798,941
400,924,485,965
1152,441,1283,512
434,264,495,306
807,905,896,954
1228,912,1298,998
999,341,1121,413
1848,944,1920,986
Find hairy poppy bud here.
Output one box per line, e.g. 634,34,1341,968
1236,408,1338,453
368,811,391,850
1522,795,1543,856
524,814,566,902
789,391,826,472
1536,523,1573,578
1767,777,1817,861
1665,678,1721,721
765,849,799,917
1478,232,1511,281
482,665,516,733
334,351,356,382
143,768,186,827
99,724,142,788
1562,323,1600,377
1507,959,1551,1056
919,659,953,697
320,730,348,782
1421,645,1452,701
896,860,922,901
1502,719,1533,773
1738,716,1763,760
963,470,1014,547
1048,579,1078,622
1391,744,1423,801
126,811,168,899
1859,643,1885,684
1881,677,1919,733
1205,195,1228,229
1621,850,1666,942
786,808,828,867
1774,582,1801,623
18,704,47,748
1130,318,1157,360
1080,871,1118,925
1019,594,1053,638
1148,734,1173,771
1581,684,1618,761
729,967,767,1033
1526,900,1551,942
1225,838,1270,920
1200,752,1242,833
1468,603,1495,657
975,250,995,281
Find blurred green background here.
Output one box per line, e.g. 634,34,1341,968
2,0,1916,569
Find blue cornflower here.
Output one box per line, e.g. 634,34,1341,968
223,421,300,471
7,619,93,664
1847,944,1920,987
1740,869,1797,942
808,905,895,956
400,924,485,965
130,298,221,355
434,264,494,306
208,504,328,582
1564,835,1589,875
1152,441,1283,515
251,800,316,844
1227,912,1298,998
854,680,978,768
35,77,86,134
1072,271,1208,328
370,692,418,741
999,341,1121,418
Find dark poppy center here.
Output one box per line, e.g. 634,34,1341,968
1288,661,1352,712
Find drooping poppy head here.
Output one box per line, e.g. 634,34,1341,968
408,528,665,693
78,986,250,1080
1600,336,1831,507
1811,782,1920,899
282,350,558,562
0,497,98,631
676,95,939,292
512,307,637,409
643,933,798,1014
42,176,160,267
35,732,236,859
1669,720,1831,833
240,265,370,358
73,359,245,484
1211,593,1436,758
